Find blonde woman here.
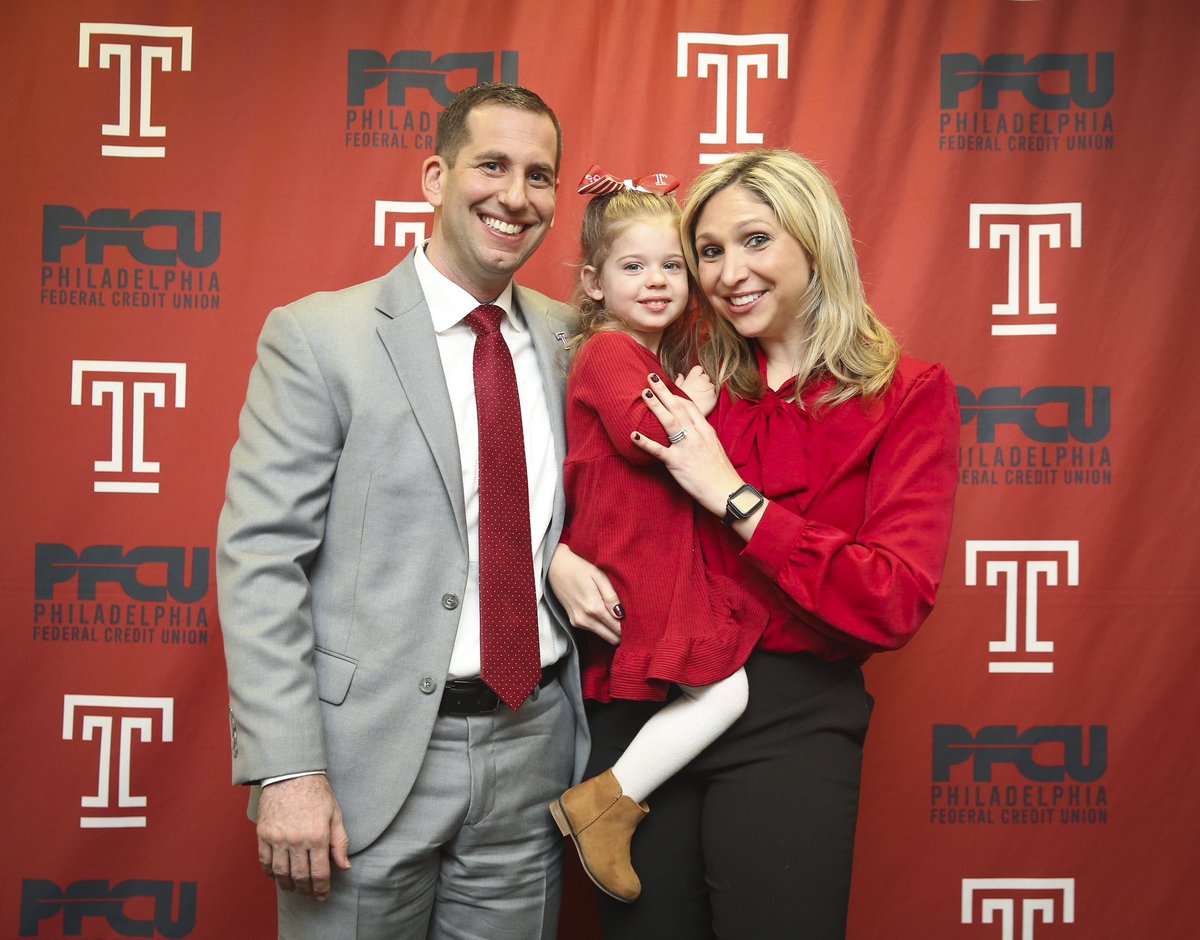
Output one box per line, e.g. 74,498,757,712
551,150,959,937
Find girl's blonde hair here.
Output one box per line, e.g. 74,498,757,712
568,189,695,379
680,149,900,407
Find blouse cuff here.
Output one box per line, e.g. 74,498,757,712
741,500,807,573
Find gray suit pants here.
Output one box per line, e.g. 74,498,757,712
278,679,575,939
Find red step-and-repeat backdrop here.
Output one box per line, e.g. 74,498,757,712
4,1,1197,937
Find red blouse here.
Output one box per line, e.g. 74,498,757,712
698,352,960,661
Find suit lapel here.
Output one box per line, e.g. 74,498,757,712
517,289,568,462
375,255,468,550
514,286,570,569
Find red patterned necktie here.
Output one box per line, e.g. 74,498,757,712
466,304,541,710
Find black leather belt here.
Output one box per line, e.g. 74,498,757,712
439,659,564,715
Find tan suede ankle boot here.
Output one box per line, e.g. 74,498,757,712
549,768,648,903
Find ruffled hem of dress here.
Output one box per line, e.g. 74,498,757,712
580,567,767,702
581,666,670,703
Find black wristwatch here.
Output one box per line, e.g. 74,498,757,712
722,483,765,527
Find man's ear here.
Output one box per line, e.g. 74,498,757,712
581,265,604,303
421,156,446,207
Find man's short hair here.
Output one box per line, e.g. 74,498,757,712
435,82,562,173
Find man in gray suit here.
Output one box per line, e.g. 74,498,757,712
217,83,589,938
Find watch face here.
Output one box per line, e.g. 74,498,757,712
731,486,762,515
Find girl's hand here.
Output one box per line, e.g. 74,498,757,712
631,373,746,519
548,543,624,645
675,365,717,417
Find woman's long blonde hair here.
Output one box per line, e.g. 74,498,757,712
568,189,695,380
680,149,900,407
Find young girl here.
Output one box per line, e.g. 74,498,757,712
550,174,766,903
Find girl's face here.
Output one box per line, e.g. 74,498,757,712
582,219,689,353
692,185,812,347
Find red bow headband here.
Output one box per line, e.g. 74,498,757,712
577,163,680,196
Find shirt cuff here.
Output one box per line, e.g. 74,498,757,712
741,500,807,574
262,770,326,787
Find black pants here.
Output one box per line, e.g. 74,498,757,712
585,651,872,940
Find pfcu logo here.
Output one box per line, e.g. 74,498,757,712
35,544,209,603
348,50,518,106
346,50,516,149
942,54,1113,109
938,53,1115,153
70,360,187,493
62,694,174,828
20,878,196,938
959,387,1109,444
32,544,211,646
964,540,1079,673
677,33,788,165
375,200,434,249
933,725,1107,783
43,206,220,267
957,386,1112,487
969,203,1082,336
78,24,194,158
962,878,1075,939
41,207,221,311
930,725,1108,825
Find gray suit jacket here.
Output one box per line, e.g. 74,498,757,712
216,253,588,852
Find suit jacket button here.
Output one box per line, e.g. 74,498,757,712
419,676,438,694
441,593,459,610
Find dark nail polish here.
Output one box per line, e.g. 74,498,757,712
644,389,653,399
649,373,661,383
613,604,625,619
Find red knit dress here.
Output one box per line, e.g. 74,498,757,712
564,331,766,702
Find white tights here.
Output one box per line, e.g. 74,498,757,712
610,667,749,805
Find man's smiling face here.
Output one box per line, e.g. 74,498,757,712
422,104,559,301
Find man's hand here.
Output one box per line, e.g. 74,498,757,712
257,774,351,901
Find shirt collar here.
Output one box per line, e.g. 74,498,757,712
414,242,520,335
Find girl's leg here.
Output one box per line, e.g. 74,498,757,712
612,668,748,803
551,671,747,908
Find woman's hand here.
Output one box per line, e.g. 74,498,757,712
548,543,624,645
631,373,747,519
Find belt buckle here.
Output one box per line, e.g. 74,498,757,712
476,690,500,714
443,678,499,715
